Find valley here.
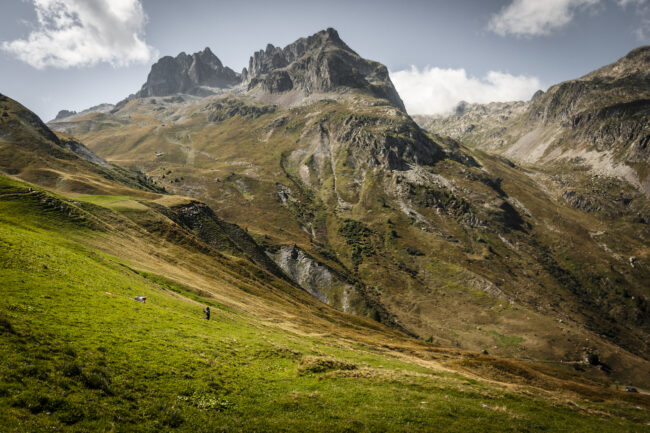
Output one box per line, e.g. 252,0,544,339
0,25,648,432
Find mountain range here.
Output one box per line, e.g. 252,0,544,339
414,46,650,195
1,28,649,431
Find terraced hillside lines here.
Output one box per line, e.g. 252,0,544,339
1,175,650,432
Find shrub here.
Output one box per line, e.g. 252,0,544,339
406,246,425,256
0,314,15,334
338,219,375,266
162,407,185,427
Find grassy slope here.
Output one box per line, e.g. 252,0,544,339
1,175,649,431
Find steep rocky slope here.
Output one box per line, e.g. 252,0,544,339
48,30,650,387
137,47,241,98
245,28,405,110
415,46,650,195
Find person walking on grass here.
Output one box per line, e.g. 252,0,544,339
204,306,210,320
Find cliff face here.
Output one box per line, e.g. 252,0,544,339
136,47,241,97
245,28,406,111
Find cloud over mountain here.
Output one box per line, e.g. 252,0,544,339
1,0,156,69
390,66,541,115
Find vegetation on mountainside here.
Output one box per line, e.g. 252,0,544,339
3,31,649,431
1,175,649,432
0,93,164,196
47,93,650,388
338,219,375,268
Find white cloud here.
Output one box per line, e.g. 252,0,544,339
616,0,648,6
2,0,156,69
488,0,600,37
390,66,541,115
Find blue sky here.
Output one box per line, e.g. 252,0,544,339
1,0,648,119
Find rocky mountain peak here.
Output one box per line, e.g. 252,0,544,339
454,101,470,116
194,47,223,68
95,29,408,111
136,47,241,98
246,28,406,111
54,109,77,121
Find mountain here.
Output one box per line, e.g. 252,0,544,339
415,46,650,195
48,30,650,392
136,47,241,98
3,28,650,431
130,28,405,111
2,160,648,431
245,28,406,110
51,103,116,122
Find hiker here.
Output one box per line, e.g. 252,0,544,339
134,296,146,303
204,306,210,320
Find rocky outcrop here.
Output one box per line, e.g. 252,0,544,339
205,97,276,122
54,109,77,121
286,106,446,202
58,137,109,167
246,28,406,111
266,244,354,308
171,201,294,284
265,244,406,331
136,47,241,98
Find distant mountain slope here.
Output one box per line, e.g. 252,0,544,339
415,46,650,195
51,103,115,123
0,93,162,195
413,100,529,149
